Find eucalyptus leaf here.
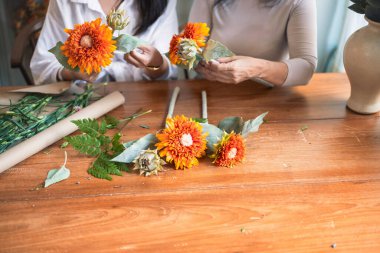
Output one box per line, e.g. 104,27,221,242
116,34,146,53
112,134,158,163
48,42,79,72
218,116,244,133
200,123,224,154
241,112,268,137
202,39,235,62
123,140,137,148
44,152,70,188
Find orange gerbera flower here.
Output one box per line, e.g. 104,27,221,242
169,34,181,65
212,132,245,168
61,18,116,75
182,22,210,47
156,115,208,170
168,22,210,65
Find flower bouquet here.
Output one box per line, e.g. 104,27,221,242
49,10,145,75
111,87,268,176
169,22,235,70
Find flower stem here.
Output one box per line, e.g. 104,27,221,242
167,87,180,119
201,90,208,121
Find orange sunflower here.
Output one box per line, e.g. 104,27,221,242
211,132,245,168
61,18,116,75
156,115,208,170
168,22,210,65
182,22,210,47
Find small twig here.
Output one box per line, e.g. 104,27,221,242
201,90,208,121
119,109,152,130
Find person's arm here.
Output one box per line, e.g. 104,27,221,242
118,0,178,81
30,0,66,84
31,0,99,84
188,0,213,26
196,0,317,87
282,0,317,86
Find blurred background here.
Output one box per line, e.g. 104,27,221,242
0,0,367,86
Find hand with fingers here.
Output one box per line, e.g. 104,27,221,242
195,56,265,84
60,69,99,83
124,45,169,79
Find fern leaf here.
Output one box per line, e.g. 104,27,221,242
88,166,112,181
99,119,107,134
105,115,120,129
71,118,99,137
116,162,130,172
111,132,125,155
65,134,101,156
98,135,111,148
96,154,122,176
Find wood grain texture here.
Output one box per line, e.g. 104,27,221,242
1,73,380,252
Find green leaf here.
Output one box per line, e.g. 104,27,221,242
241,112,268,137
116,162,130,172
202,39,235,62
44,152,70,188
111,132,125,155
65,134,102,156
48,42,79,71
218,117,244,133
139,124,150,129
99,119,107,135
96,154,122,176
98,135,111,148
88,166,112,181
112,134,158,163
60,141,69,149
71,119,100,137
116,34,145,53
200,123,224,154
192,118,208,123
349,3,366,13
105,115,120,129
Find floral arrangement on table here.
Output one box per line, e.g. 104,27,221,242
49,9,145,75
66,87,268,179
169,22,235,70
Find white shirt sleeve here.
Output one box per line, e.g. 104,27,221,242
30,0,66,85
104,0,179,82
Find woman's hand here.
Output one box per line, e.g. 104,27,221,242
195,56,288,86
61,69,99,83
195,56,263,84
124,45,168,79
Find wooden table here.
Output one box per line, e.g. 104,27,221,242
1,73,380,252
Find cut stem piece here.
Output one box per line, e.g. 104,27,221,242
201,90,208,121
166,86,180,119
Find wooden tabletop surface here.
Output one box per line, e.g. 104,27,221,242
1,73,380,253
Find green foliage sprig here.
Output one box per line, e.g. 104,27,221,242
0,89,93,154
65,110,151,180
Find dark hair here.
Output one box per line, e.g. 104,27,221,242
134,0,169,35
214,0,282,7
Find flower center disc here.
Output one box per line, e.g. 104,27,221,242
180,133,193,147
80,35,93,48
227,147,237,159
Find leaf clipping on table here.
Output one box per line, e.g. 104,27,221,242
49,42,79,72
218,116,244,134
65,134,102,156
200,123,224,154
202,39,235,62
241,112,268,137
44,151,70,188
115,34,145,53
112,134,158,163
